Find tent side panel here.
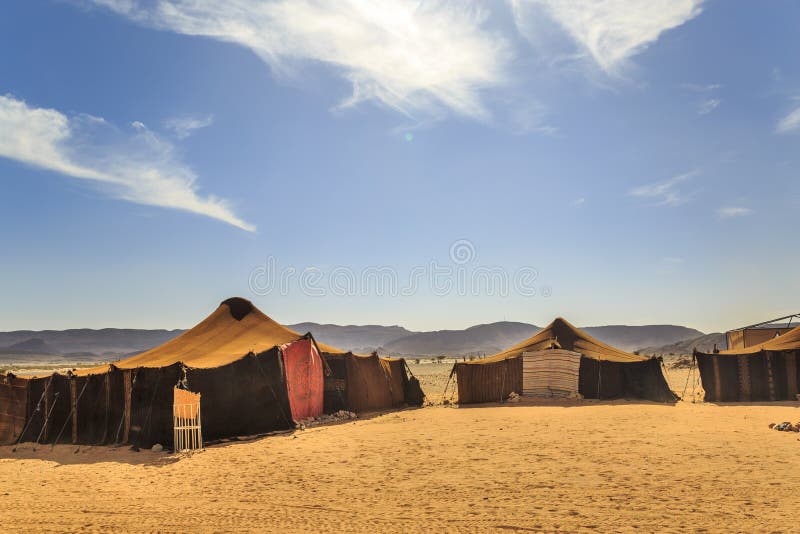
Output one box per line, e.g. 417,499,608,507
106,369,126,444
48,375,73,443
788,351,799,400
769,351,790,401
578,358,624,399
187,348,293,441
129,364,182,449
748,354,770,401
23,377,50,444
281,338,324,421
322,353,348,413
345,354,394,412
401,361,426,407
0,377,28,444
695,353,717,401
620,359,678,402
381,358,407,407
716,356,740,401
697,355,739,402
74,374,111,444
455,358,522,404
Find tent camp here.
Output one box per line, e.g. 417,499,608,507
453,317,677,404
695,325,800,402
0,298,423,448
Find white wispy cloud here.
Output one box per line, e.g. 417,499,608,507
164,114,214,139
629,170,698,207
680,82,721,92
0,94,253,231
698,98,721,115
512,0,705,74
91,0,510,121
776,105,800,134
717,206,752,219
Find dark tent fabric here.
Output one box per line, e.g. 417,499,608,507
455,317,677,403
456,357,522,404
185,350,293,443
695,325,800,402
321,352,423,413
1,297,422,447
0,375,30,444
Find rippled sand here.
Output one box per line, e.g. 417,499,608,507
1,366,798,532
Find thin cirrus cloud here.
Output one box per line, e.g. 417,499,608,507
776,105,800,134
0,94,254,232
164,114,214,139
91,0,707,121
629,170,698,207
698,98,721,115
717,206,753,219
511,0,705,74
91,0,510,121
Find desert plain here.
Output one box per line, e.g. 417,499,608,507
1,364,798,533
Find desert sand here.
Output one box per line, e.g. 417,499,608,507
1,366,798,533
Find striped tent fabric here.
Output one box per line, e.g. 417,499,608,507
522,349,581,398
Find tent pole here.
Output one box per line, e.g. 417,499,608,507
52,379,88,449
12,375,53,452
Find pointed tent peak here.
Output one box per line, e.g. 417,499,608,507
475,316,647,364
88,298,346,371
220,297,255,321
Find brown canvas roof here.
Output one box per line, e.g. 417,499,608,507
716,324,800,355
73,298,344,374
467,317,648,364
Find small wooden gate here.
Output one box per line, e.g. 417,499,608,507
522,349,582,398
173,388,203,452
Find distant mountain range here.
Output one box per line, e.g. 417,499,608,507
0,329,184,363
378,322,538,357
638,332,726,357
0,321,708,364
373,323,704,356
287,323,413,354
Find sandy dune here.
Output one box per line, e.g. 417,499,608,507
1,366,798,532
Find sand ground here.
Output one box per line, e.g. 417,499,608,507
1,366,798,533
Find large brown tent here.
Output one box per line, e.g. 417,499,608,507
454,317,677,404
0,298,423,448
695,325,800,402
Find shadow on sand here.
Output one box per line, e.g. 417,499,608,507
0,406,427,466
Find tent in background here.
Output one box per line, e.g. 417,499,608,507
724,313,800,350
453,317,677,404
695,325,800,402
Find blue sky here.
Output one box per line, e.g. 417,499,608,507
1,0,798,333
